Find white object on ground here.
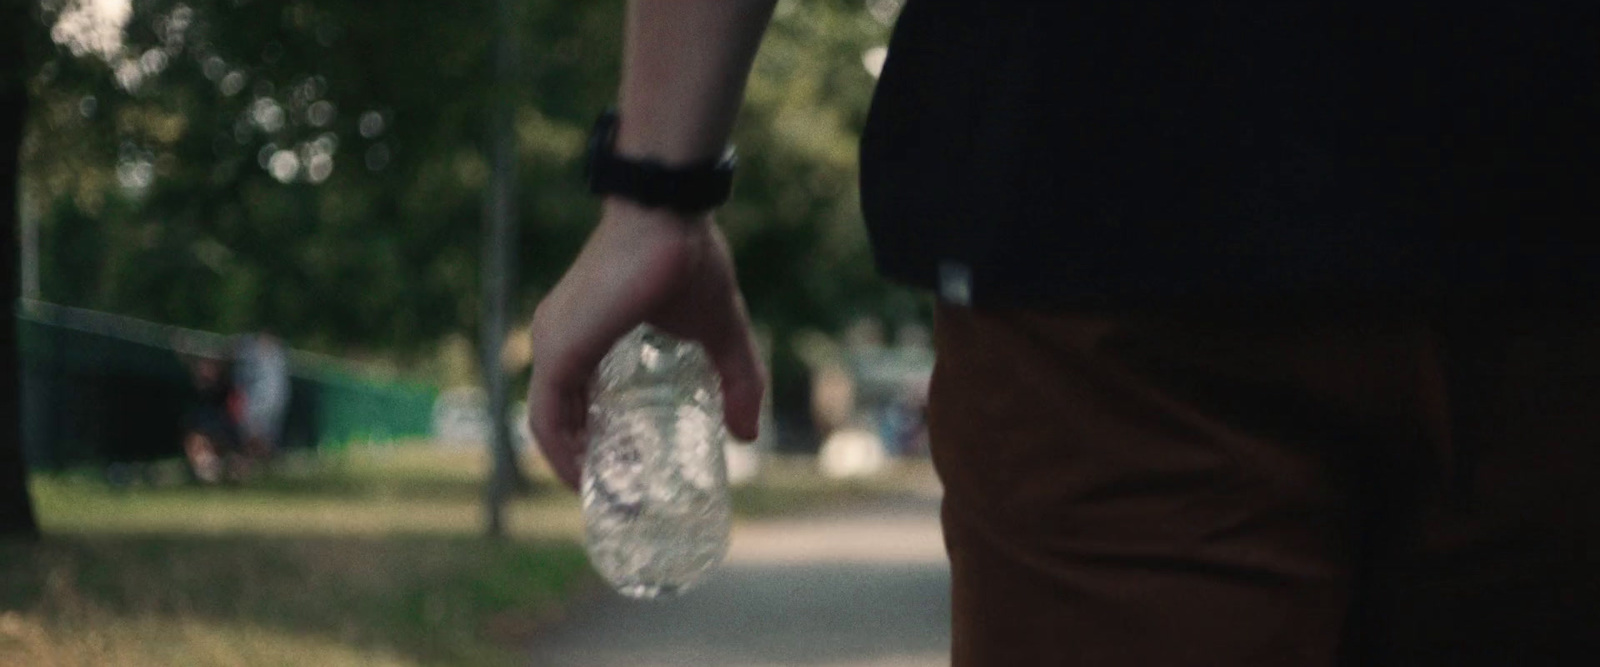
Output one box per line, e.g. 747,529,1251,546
724,442,761,487
818,428,888,479
431,386,488,445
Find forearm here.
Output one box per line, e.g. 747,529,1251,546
614,0,778,166
528,1,775,487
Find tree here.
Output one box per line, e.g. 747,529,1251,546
3,0,41,540
19,0,917,449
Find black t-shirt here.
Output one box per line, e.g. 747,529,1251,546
860,1,1600,309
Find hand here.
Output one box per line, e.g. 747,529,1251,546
527,199,766,490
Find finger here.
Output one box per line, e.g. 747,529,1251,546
565,384,591,483
559,386,588,490
703,320,766,443
528,368,584,491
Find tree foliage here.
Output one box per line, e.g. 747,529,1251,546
20,0,922,387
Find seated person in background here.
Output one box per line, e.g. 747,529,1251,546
180,355,238,484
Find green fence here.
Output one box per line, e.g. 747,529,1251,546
17,301,438,469
294,364,437,451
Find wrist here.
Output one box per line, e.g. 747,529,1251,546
613,128,728,168
600,197,712,235
593,197,717,281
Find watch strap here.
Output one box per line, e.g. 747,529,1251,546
585,110,736,215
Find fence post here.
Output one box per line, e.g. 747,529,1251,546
1,6,39,539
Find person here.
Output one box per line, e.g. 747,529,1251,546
179,354,239,484
232,332,291,461
528,2,1600,664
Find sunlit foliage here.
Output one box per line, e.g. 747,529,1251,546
20,0,921,400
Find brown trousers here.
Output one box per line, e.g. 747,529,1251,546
930,303,1600,666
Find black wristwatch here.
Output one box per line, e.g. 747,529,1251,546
584,109,737,215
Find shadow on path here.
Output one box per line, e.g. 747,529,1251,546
528,492,950,667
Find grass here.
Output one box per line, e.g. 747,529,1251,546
1,444,935,666
0,534,587,667
2,447,592,667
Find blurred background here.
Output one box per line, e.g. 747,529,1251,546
3,0,947,665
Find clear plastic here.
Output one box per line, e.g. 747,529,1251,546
581,325,732,600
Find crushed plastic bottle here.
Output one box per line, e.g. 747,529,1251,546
581,325,732,600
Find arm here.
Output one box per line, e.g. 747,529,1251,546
527,0,777,490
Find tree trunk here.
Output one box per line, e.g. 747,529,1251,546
1,0,40,540
482,0,527,537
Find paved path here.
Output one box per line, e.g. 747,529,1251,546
527,483,950,666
